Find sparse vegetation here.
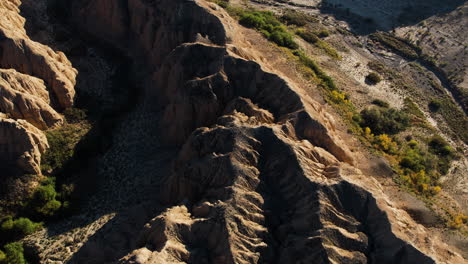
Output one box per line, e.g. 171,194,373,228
293,50,337,91
296,29,340,59
439,99,468,143
314,40,341,59
367,61,386,74
1,105,91,260
63,108,87,124
280,10,315,26
212,0,462,230
41,119,91,173
448,214,468,229
370,32,420,59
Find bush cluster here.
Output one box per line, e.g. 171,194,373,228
1,217,41,240
30,180,62,217
41,121,90,173
366,72,382,84
316,29,330,38
296,29,319,43
239,11,298,49
0,242,27,264
359,107,409,135
280,10,314,26
63,108,87,124
428,136,453,156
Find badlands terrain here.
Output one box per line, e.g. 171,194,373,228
0,0,466,263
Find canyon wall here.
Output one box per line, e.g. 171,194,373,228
62,0,462,263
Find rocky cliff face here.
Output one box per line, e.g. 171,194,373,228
0,0,75,191
0,69,63,130
0,0,77,109
43,0,461,263
0,0,464,263
0,117,48,176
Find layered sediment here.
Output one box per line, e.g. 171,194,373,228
55,0,464,263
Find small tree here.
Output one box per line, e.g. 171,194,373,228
3,242,27,264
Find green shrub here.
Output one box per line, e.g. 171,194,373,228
0,250,5,262
372,99,389,108
36,200,62,217
269,31,298,49
280,10,314,26
239,11,298,49
32,185,57,205
41,122,90,172
296,29,319,43
408,140,418,148
1,217,41,239
1,218,13,232
239,12,270,28
359,107,409,135
12,218,40,237
400,148,426,172
366,72,382,84
428,136,453,156
428,99,442,112
30,183,61,217
317,29,330,38
2,242,27,264
63,108,87,124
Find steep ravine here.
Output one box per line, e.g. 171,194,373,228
6,0,463,263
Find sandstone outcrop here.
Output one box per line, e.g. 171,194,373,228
0,117,48,176
0,0,77,109
0,0,74,201
0,69,63,129
71,0,354,162
19,0,464,263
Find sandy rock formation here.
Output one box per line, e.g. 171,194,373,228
22,0,462,263
71,0,354,162
0,0,77,109
0,117,48,176
0,69,63,129
123,111,439,263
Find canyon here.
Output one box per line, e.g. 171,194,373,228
0,0,466,263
